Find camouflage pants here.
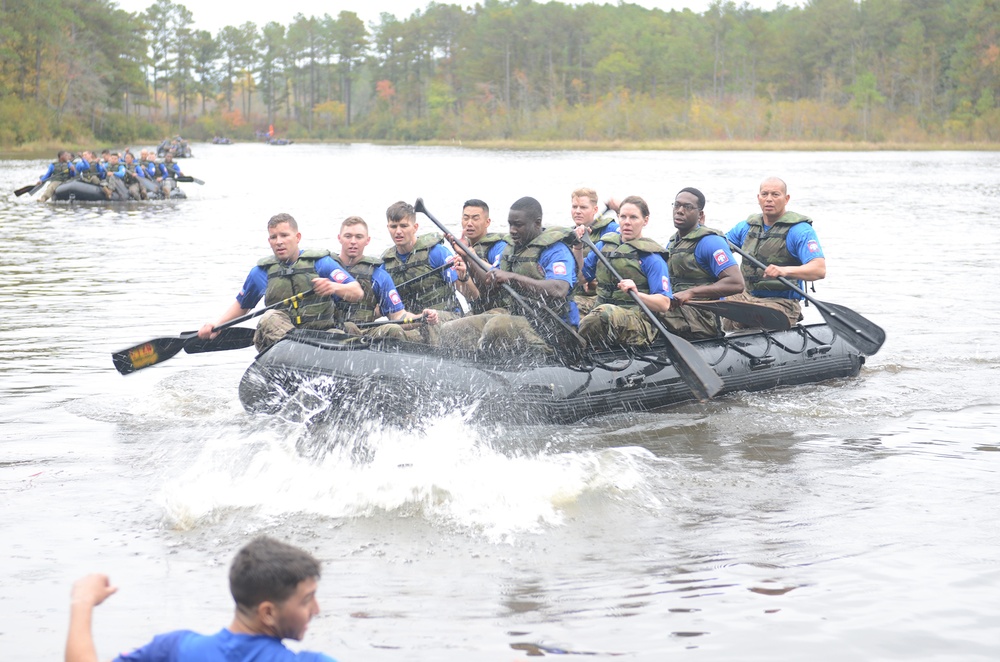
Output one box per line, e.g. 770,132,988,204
38,180,62,203
578,304,657,347
479,314,552,355
253,309,295,352
658,303,724,340
573,293,599,317
80,173,112,198
436,308,510,350
722,291,802,332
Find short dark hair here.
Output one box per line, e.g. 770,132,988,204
229,537,321,611
619,195,650,218
463,199,489,216
510,196,542,218
268,212,298,231
677,187,706,210
386,201,415,223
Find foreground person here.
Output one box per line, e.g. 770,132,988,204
198,213,362,352
576,195,672,347
725,177,826,329
65,537,337,662
335,215,438,338
439,196,578,355
453,198,508,314
660,187,744,339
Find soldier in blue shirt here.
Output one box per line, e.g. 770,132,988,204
66,537,338,662
198,213,362,352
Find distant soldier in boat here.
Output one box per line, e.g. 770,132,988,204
197,212,363,352
156,152,185,197
569,187,620,316
334,215,439,338
35,150,78,203
76,150,113,199
439,196,579,355
101,150,131,200
121,151,148,200
660,187,744,339
449,198,509,315
575,195,674,347
725,177,826,329
380,201,469,322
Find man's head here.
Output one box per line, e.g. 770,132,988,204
107,152,120,165
100,149,111,161
338,216,371,264
267,212,301,263
386,201,418,254
229,537,322,641
570,187,599,227
57,150,71,162
757,177,789,224
124,152,135,164
673,187,706,235
461,199,491,244
618,195,650,242
507,196,543,247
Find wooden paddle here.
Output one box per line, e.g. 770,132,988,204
14,184,36,197
682,300,790,331
414,198,588,360
728,242,885,355
112,289,315,375
581,234,723,401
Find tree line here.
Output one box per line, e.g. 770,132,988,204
1,0,998,147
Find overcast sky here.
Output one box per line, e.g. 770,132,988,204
114,0,793,34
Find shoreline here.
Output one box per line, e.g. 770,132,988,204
4,138,999,159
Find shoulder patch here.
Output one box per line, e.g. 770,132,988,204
807,240,820,253
552,261,567,276
332,270,347,283
389,290,402,306
713,248,729,266
662,276,670,292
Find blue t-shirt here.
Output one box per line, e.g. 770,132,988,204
726,219,824,300
664,233,738,293
114,627,336,662
485,240,507,267
372,264,406,316
535,242,580,326
236,253,356,309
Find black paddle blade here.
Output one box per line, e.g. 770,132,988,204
660,335,725,401
111,335,191,375
686,300,791,331
14,184,35,197
183,327,256,353
816,301,886,355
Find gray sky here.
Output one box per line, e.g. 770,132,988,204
114,0,793,34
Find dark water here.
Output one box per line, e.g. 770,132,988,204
1,145,998,661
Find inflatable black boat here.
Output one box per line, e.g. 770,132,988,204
51,179,187,201
238,322,867,425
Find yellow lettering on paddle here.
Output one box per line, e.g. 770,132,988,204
129,343,159,369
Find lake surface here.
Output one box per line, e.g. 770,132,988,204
1,144,998,661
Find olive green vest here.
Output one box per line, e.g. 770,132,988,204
381,233,459,312
595,234,669,308
667,225,725,293
740,212,812,292
578,213,618,260
336,255,383,324
468,232,509,314
258,249,336,327
51,161,73,183
497,227,576,316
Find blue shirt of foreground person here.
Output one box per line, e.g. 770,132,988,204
66,537,338,662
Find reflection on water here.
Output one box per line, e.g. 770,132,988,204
2,146,999,660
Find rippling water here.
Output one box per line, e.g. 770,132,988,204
1,145,998,660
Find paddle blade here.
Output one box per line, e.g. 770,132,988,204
14,184,35,197
687,300,791,331
111,335,190,375
661,335,725,401
816,301,886,355
183,327,256,353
